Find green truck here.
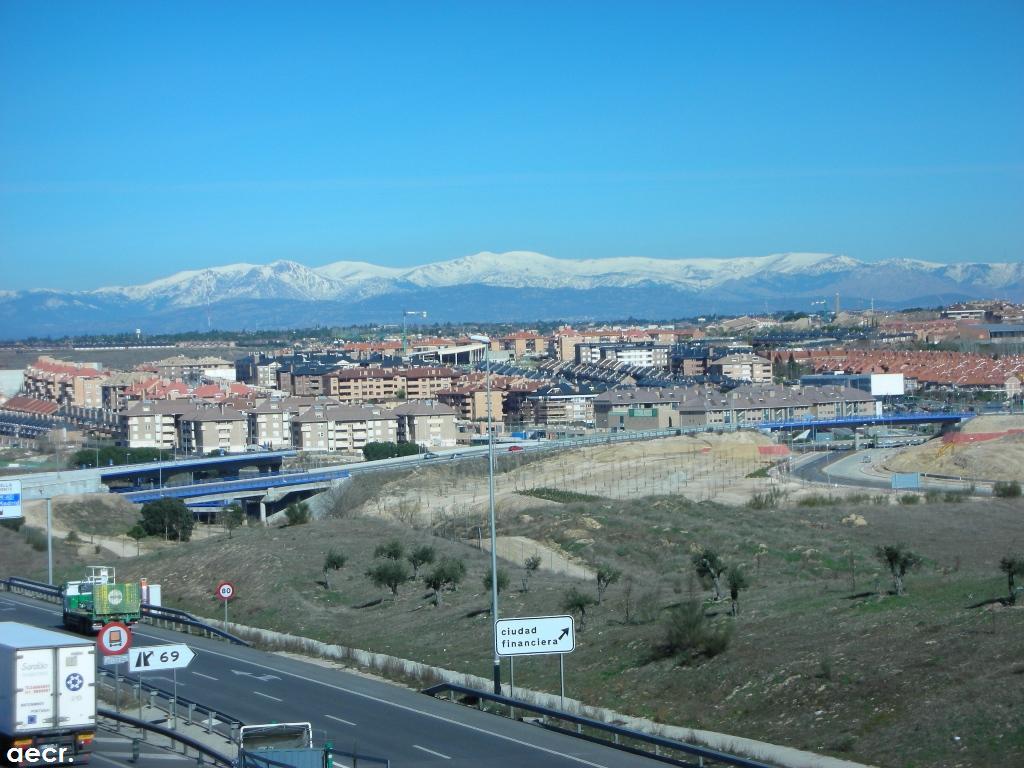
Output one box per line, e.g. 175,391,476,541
61,566,142,634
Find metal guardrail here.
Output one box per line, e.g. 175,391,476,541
97,707,236,767
142,603,251,646
422,683,779,768
0,576,250,645
97,666,244,737
120,468,352,503
239,745,391,768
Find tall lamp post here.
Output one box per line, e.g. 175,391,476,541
469,334,501,694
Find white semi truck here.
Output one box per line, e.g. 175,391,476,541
0,623,96,766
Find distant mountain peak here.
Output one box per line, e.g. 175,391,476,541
2,250,1020,336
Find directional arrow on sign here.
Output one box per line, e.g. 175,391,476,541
128,644,195,672
557,627,569,641
231,670,281,682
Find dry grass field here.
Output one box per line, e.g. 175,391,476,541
98,490,1024,768
5,433,1023,766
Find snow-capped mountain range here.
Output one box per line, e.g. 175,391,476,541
2,251,1021,336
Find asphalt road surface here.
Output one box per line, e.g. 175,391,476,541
1,593,672,768
791,451,893,490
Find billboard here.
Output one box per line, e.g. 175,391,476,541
0,479,22,519
871,374,905,396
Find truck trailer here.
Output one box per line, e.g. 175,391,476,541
62,566,142,633
0,623,96,766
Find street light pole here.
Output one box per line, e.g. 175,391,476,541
471,334,501,694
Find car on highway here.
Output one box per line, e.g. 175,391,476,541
507,445,524,452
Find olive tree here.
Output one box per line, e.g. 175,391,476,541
875,544,922,596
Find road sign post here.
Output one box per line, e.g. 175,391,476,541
494,615,574,657
216,581,235,625
495,615,575,711
128,643,196,731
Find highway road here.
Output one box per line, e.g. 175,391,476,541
791,450,894,490
1,593,673,768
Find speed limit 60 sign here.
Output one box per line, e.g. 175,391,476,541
215,581,235,600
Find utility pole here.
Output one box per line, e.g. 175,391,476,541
470,334,501,694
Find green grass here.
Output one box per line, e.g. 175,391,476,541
517,487,604,503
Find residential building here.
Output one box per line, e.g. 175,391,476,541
149,355,235,381
246,397,332,449
178,404,249,455
392,401,459,448
436,386,505,422
291,404,398,453
575,342,671,370
524,383,598,425
120,400,192,449
709,353,773,383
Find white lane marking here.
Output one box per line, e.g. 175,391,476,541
2,595,611,767
326,714,357,726
191,671,218,681
0,597,60,615
253,690,283,702
413,744,451,759
91,754,135,768
194,646,614,768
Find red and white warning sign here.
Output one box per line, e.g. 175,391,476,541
97,622,132,656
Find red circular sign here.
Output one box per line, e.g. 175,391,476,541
215,581,235,601
97,622,132,656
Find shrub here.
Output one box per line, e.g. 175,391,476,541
875,543,922,596
22,526,48,552
994,480,1022,498
0,517,25,532
362,441,420,461
374,539,405,560
521,554,542,592
284,502,311,526
221,503,245,537
655,600,733,662
898,494,920,505
483,568,510,595
366,560,411,596
517,488,602,503
424,556,466,605
747,487,786,509
797,494,838,508
324,549,347,571
561,586,598,631
407,544,436,576
140,498,195,541
596,563,621,604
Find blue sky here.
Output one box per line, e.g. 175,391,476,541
1,1,1022,291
